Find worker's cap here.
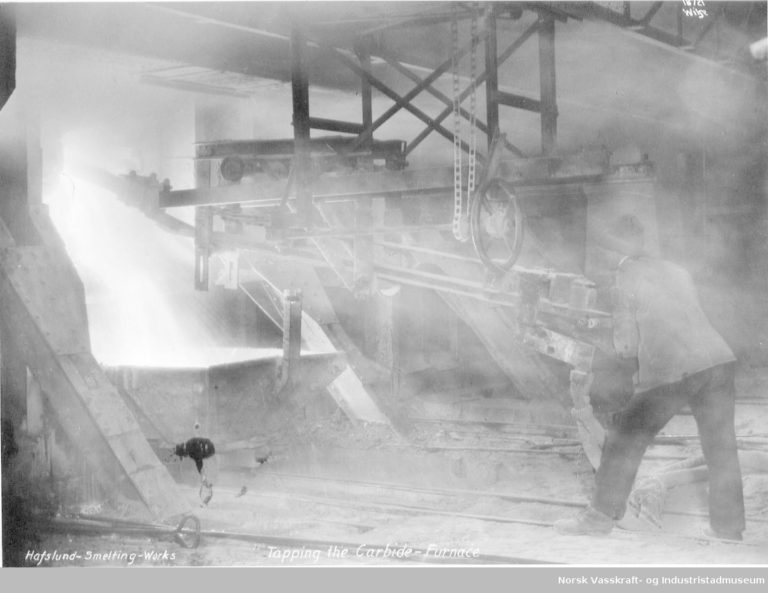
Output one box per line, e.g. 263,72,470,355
593,213,646,257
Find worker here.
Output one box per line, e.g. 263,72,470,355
174,436,216,505
554,213,745,540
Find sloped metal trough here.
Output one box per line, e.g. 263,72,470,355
105,348,345,448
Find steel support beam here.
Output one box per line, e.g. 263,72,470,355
308,117,365,135
537,14,558,156
640,2,664,25
484,6,500,148
356,10,479,38
290,27,313,227
494,90,541,113
358,43,373,157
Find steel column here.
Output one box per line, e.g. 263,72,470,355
277,289,303,394
0,4,15,111
194,206,212,290
484,5,500,147
291,27,313,227
357,43,373,158
537,14,558,156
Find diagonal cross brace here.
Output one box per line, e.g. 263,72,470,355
378,50,490,138
347,29,489,153
321,44,475,157
406,20,540,155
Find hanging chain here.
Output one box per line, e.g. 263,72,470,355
451,3,465,242
467,5,478,207
451,3,480,243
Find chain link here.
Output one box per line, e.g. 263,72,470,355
451,4,465,242
467,5,478,204
451,3,480,243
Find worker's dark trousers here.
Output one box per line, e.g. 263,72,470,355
592,362,745,535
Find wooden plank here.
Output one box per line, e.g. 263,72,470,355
0,269,191,522
2,247,90,355
160,166,456,207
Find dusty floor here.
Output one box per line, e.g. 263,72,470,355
8,363,768,567
18,423,768,566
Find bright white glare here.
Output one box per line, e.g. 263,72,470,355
45,174,271,368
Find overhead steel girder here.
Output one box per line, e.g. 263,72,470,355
559,1,758,78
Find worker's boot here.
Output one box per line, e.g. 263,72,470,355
554,505,614,536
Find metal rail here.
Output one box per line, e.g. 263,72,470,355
259,472,768,529
42,516,554,565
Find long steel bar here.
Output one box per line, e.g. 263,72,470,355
308,117,365,135
375,239,483,265
278,223,453,241
206,232,524,308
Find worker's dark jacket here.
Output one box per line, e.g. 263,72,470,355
612,256,735,393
